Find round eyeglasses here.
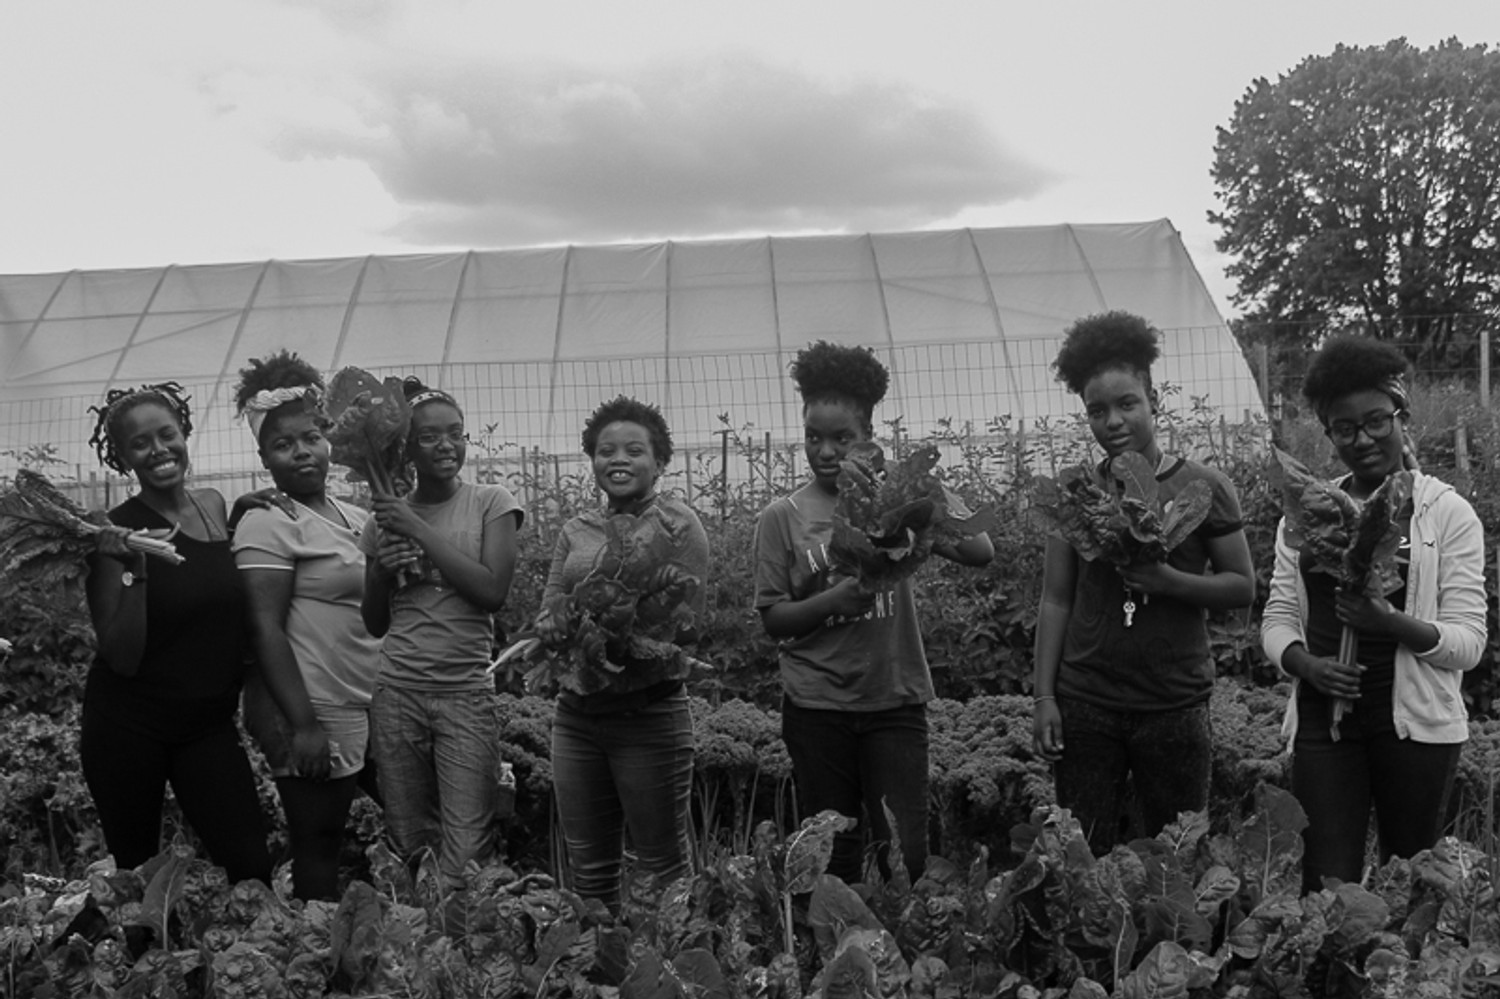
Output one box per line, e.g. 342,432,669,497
1324,411,1401,447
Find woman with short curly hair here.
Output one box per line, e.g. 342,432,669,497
1034,312,1255,855
1262,335,1485,893
83,382,272,881
753,342,993,883
543,395,707,909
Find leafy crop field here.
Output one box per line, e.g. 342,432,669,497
4,391,1500,996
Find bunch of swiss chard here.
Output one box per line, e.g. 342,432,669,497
324,366,411,495
830,442,997,593
1030,451,1211,566
1267,446,1412,738
507,505,703,697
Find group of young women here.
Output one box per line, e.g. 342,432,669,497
78,315,1483,903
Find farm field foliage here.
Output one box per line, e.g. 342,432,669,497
4,394,1500,995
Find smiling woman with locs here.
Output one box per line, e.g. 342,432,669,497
1261,336,1486,893
82,383,273,883
358,377,523,894
231,351,383,901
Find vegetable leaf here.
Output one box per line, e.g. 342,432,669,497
1031,452,1211,566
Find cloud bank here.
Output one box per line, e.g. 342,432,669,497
268,53,1053,246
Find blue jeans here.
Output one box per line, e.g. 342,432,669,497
1292,694,1461,894
781,699,929,885
1053,697,1211,856
551,691,695,909
370,684,500,888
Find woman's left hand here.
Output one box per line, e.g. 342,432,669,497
1335,589,1395,635
229,488,297,531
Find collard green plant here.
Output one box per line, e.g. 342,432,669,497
323,367,411,494
1031,451,1211,567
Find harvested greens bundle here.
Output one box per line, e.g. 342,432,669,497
0,470,182,579
501,506,704,697
1267,446,1412,739
829,442,997,593
325,367,411,495
1031,451,1212,567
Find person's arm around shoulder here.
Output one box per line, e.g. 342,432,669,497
1032,535,1077,762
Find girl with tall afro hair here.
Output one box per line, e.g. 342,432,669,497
1033,311,1255,855
752,341,994,884
1262,336,1485,893
82,381,273,883
358,376,524,893
542,395,709,910
231,350,384,900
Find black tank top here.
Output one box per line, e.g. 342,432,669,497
85,495,245,738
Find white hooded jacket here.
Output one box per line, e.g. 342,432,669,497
1261,471,1486,745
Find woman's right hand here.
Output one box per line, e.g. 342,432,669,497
375,532,422,577
1033,699,1064,762
1288,647,1364,700
289,725,333,781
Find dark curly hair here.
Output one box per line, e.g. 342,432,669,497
581,396,674,466
1052,311,1161,397
233,350,325,444
789,341,889,434
1302,336,1412,420
88,383,194,474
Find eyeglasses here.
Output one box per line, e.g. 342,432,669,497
413,429,469,448
1325,411,1401,447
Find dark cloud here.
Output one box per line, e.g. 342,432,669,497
276,53,1054,244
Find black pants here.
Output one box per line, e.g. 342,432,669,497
80,707,271,883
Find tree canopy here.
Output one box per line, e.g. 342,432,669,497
1211,38,1500,359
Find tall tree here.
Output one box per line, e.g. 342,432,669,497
1211,38,1500,362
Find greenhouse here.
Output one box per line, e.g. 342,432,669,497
0,219,1262,491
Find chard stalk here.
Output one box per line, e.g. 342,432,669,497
1332,626,1357,741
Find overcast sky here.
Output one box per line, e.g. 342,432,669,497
2,0,1496,316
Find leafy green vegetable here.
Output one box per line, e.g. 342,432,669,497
830,442,997,591
324,367,412,494
1031,451,1211,566
516,505,705,697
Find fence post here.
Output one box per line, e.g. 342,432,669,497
764,431,773,499
1455,425,1471,494
1482,326,1491,411
718,429,730,522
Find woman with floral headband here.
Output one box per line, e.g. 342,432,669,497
1262,336,1485,893
83,382,272,882
359,377,523,890
232,351,383,900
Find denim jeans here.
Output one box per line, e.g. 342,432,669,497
781,699,929,885
370,684,500,888
551,691,695,909
1292,694,1461,894
1053,697,1211,856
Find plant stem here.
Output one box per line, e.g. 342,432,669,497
1332,625,1357,742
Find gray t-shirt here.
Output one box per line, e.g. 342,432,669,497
358,481,523,690
753,481,933,711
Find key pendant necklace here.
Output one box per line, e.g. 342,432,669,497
1123,584,1136,628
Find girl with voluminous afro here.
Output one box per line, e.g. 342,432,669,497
1052,310,1161,398
752,340,993,885
1033,310,1255,856
1263,334,1483,894
789,340,890,433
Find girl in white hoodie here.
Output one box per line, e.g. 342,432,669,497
1261,336,1486,894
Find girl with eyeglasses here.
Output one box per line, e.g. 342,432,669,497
1262,336,1485,893
359,377,524,891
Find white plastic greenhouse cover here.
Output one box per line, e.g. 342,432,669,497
0,220,1262,476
